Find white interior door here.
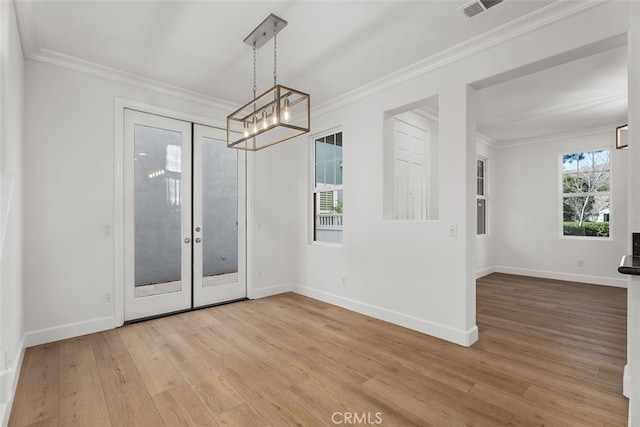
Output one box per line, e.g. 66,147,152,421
394,118,428,220
124,109,192,321
193,124,247,307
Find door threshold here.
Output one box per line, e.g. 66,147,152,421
123,297,249,325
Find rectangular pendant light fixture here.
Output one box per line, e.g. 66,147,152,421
227,14,310,151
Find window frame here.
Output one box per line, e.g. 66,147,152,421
310,129,344,246
477,156,488,236
558,147,612,240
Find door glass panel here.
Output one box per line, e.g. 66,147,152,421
134,124,183,297
202,137,238,287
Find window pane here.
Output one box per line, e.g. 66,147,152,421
477,199,486,235
563,195,610,237
477,159,484,178
336,159,343,185
562,153,579,174
315,163,325,187
134,124,183,296
325,161,336,186
477,177,484,196
316,139,327,163
314,190,343,244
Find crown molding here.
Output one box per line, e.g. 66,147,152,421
476,133,499,149
14,0,238,112
14,0,605,117
494,124,616,149
312,0,605,117
483,89,626,129
31,48,239,111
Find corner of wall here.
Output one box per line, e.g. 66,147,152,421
292,283,476,347
0,334,26,427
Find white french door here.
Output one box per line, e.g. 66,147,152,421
193,124,247,307
124,109,246,321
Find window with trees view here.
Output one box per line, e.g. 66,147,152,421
561,149,610,238
313,131,343,244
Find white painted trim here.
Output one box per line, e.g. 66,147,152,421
292,284,478,347
477,133,498,149
24,317,115,348
312,0,602,117
253,283,293,299
476,266,496,279
625,364,631,398
113,97,244,324
0,335,25,427
15,0,598,123
495,124,616,149
494,265,627,288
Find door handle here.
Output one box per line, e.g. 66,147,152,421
195,238,202,243
184,238,191,244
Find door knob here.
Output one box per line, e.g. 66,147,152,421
184,238,191,244
195,238,202,243
195,227,201,232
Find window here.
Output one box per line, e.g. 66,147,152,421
561,149,610,238
477,158,487,235
313,131,343,244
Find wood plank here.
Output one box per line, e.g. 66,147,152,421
152,384,220,426
9,344,59,427
91,329,165,427
118,322,185,395
8,273,629,427
58,337,111,426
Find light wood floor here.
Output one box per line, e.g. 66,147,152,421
9,273,628,426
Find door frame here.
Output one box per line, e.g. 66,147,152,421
114,97,255,327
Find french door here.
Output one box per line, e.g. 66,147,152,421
124,109,246,321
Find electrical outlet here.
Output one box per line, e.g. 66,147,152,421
104,225,112,235
103,292,112,303
578,259,584,267
448,224,457,237
341,276,347,286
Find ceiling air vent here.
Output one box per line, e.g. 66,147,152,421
459,0,503,18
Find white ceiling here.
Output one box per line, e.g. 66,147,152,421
15,0,627,145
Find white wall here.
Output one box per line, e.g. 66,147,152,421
19,0,632,350
282,1,630,347
23,59,294,344
0,1,25,424
476,140,495,277
493,130,628,287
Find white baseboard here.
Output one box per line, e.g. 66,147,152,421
476,266,496,279
1,335,26,427
492,266,627,288
252,282,293,299
24,316,115,348
292,284,478,347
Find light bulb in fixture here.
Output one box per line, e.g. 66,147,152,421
243,122,249,138
262,111,268,130
282,96,290,122
272,106,278,125
252,116,258,134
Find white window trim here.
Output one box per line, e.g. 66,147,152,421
558,147,613,241
309,128,344,246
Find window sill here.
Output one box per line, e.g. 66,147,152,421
559,235,613,242
311,241,343,248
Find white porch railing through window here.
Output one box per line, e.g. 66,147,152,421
315,213,343,244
